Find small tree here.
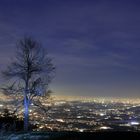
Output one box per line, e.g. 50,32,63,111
2,37,55,131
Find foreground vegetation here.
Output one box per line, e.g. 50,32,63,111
0,131,140,140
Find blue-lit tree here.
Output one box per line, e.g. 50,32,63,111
1,37,55,131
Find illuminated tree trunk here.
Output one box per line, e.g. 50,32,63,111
24,83,29,131
24,94,29,131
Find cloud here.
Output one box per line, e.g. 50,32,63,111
0,0,140,97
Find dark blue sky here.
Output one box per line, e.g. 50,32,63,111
0,0,140,97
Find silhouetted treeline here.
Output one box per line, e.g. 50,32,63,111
0,108,37,132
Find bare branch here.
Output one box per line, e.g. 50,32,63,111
1,36,55,130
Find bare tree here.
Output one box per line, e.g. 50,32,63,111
1,37,55,131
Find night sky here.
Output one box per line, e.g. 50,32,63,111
0,0,140,97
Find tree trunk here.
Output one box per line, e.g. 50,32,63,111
24,79,30,131
24,95,29,131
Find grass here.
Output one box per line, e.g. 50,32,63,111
0,131,140,140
